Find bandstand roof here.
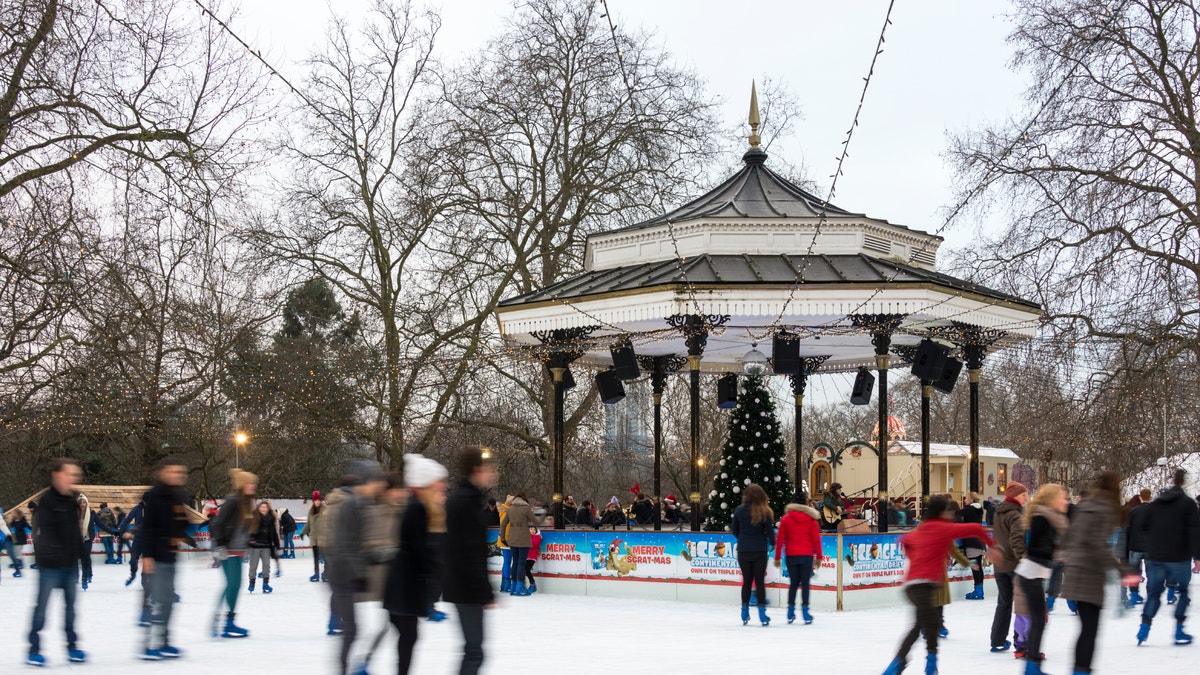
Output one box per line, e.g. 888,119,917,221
494,85,1043,375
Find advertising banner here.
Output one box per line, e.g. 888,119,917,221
487,529,841,588
839,532,984,589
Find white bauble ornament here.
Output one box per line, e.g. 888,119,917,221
737,460,744,466
721,473,728,479
755,432,761,437
721,502,728,509
720,458,727,466
744,478,751,485
732,486,740,493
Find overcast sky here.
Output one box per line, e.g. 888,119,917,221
234,0,1028,252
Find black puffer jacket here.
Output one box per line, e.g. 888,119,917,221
1141,487,1200,563
33,487,83,568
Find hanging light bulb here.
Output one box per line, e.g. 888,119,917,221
742,344,768,374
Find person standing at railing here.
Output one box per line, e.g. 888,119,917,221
961,492,987,601
988,481,1028,654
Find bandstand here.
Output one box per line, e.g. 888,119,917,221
494,86,1043,534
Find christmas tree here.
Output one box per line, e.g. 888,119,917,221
705,370,793,531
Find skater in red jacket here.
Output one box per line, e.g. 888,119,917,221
773,491,823,625
882,494,995,675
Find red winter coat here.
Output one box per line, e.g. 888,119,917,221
775,504,823,561
900,519,992,584
528,532,541,561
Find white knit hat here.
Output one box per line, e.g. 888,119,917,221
404,454,448,488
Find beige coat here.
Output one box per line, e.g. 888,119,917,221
499,498,537,548
363,501,405,602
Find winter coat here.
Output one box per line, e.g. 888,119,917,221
1140,486,1200,563
364,501,404,602
442,478,494,605
32,486,84,568
1062,496,1124,607
991,499,1026,573
631,498,654,525
1024,508,1068,569
577,505,595,527
279,510,297,535
117,502,145,548
11,515,31,545
97,507,117,538
212,495,252,552
248,512,280,551
142,483,189,563
1125,502,1152,555
325,489,370,589
528,532,542,560
774,503,822,561
599,506,625,527
320,488,351,551
383,495,431,617
560,504,576,525
305,503,324,547
960,502,986,554
899,518,991,584
731,504,774,553
495,501,510,549
482,506,500,527
499,498,537,548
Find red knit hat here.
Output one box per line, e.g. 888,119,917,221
1004,482,1027,499
313,490,322,501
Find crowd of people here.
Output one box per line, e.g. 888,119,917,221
7,446,503,675
6,455,1199,674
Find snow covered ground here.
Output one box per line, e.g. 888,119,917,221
3,558,1196,673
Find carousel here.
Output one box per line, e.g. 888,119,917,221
494,85,1043,532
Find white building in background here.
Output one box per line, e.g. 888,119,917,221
1125,453,1200,499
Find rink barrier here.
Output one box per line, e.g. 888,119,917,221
485,529,995,610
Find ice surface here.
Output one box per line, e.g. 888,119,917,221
4,558,1196,673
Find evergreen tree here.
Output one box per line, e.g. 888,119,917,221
705,371,793,531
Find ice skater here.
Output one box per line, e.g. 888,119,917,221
211,468,258,639
303,491,326,582
139,456,190,661
881,494,993,675
1136,468,1200,646
444,445,498,675
382,454,448,674
774,490,822,625
26,458,87,667
246,500,280,594
326,460,386,675
1015,483,1069,675
732,483,775,626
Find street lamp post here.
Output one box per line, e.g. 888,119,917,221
235,432,248,468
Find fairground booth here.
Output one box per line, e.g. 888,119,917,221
491,86,1043,607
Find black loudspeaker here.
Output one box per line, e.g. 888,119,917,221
772,335,801,375
932,357,963,395
850,367,875,405
545,363,577,391
610,343,640,381
909,339,949,382
596,369,626,404
717,373,738,409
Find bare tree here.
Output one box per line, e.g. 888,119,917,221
436,0,722,469
948,0,1200,367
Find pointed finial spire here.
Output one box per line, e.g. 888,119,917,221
748,80,762,149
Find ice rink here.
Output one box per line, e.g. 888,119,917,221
2,557,1195,673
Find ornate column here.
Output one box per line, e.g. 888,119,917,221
638,354,687,531
668,314,729,531
789,355,830,491
894,344,932,507
533,327,594,530
964,344,987,495
932,323,1005,498
853,315,904,533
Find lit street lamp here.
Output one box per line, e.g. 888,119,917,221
235,432,248,468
